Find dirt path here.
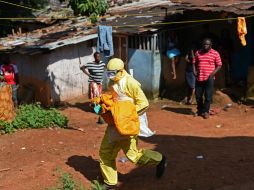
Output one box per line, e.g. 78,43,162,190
0,99,254,190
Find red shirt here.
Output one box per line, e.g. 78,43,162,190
1,64,18,85
193,49,222,81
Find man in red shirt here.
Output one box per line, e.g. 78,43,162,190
1,56,19,107
193,38,222,119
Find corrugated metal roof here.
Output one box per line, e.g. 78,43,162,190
171,0,252,6
0,2,176,54
0,17,97,54
109,0,174,14
171,0,254,15
1,0,254,54
107,0,254,35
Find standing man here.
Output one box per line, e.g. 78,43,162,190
99,58,167,189
81,52,106,124
81,52,106,99
1,56,19,107
193,38,222,119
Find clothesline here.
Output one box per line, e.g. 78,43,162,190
0,14,253,28
1,0,254,28
113,14,254,28
0,0,40,11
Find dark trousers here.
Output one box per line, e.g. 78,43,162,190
11,84,18,107
195,77,214,114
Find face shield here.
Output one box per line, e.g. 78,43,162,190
106,70,119,80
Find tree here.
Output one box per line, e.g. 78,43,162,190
67,0,108,22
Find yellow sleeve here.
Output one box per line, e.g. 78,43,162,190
124,76,149,113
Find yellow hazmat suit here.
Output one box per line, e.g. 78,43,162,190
99,58,163,186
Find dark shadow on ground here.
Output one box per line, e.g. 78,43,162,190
60,102,94,113
160,85,186,102
162,107,194,115
69,102,94,113
244,99,254,107
221,87,254,108
120,135,254,190
67,135,254,190
66,155,101,181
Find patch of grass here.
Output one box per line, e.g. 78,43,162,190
90,180,106,190
47,168,106,190
0,103,68,134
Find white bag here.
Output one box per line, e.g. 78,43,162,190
138,113,155,137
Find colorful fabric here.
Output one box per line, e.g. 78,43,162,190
84,61,105,83
89,82,102,99
1,64,18,85
193,49,222,81
237,17,247,46
0,85,16,122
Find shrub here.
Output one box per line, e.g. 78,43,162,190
46,168,106,190
0,103,68,134
68,0,109,23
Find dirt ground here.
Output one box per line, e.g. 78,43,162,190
1,95,254,190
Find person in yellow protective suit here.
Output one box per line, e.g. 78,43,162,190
99,58,167,189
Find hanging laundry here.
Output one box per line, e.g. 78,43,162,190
237,17,247,46
96,25,114,57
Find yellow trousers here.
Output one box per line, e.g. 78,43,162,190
99,128,162,185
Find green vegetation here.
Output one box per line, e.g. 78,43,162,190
67,0,109,22
0,103,68,134
90,180,107,190
47,172,86,190
47,168,106,190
